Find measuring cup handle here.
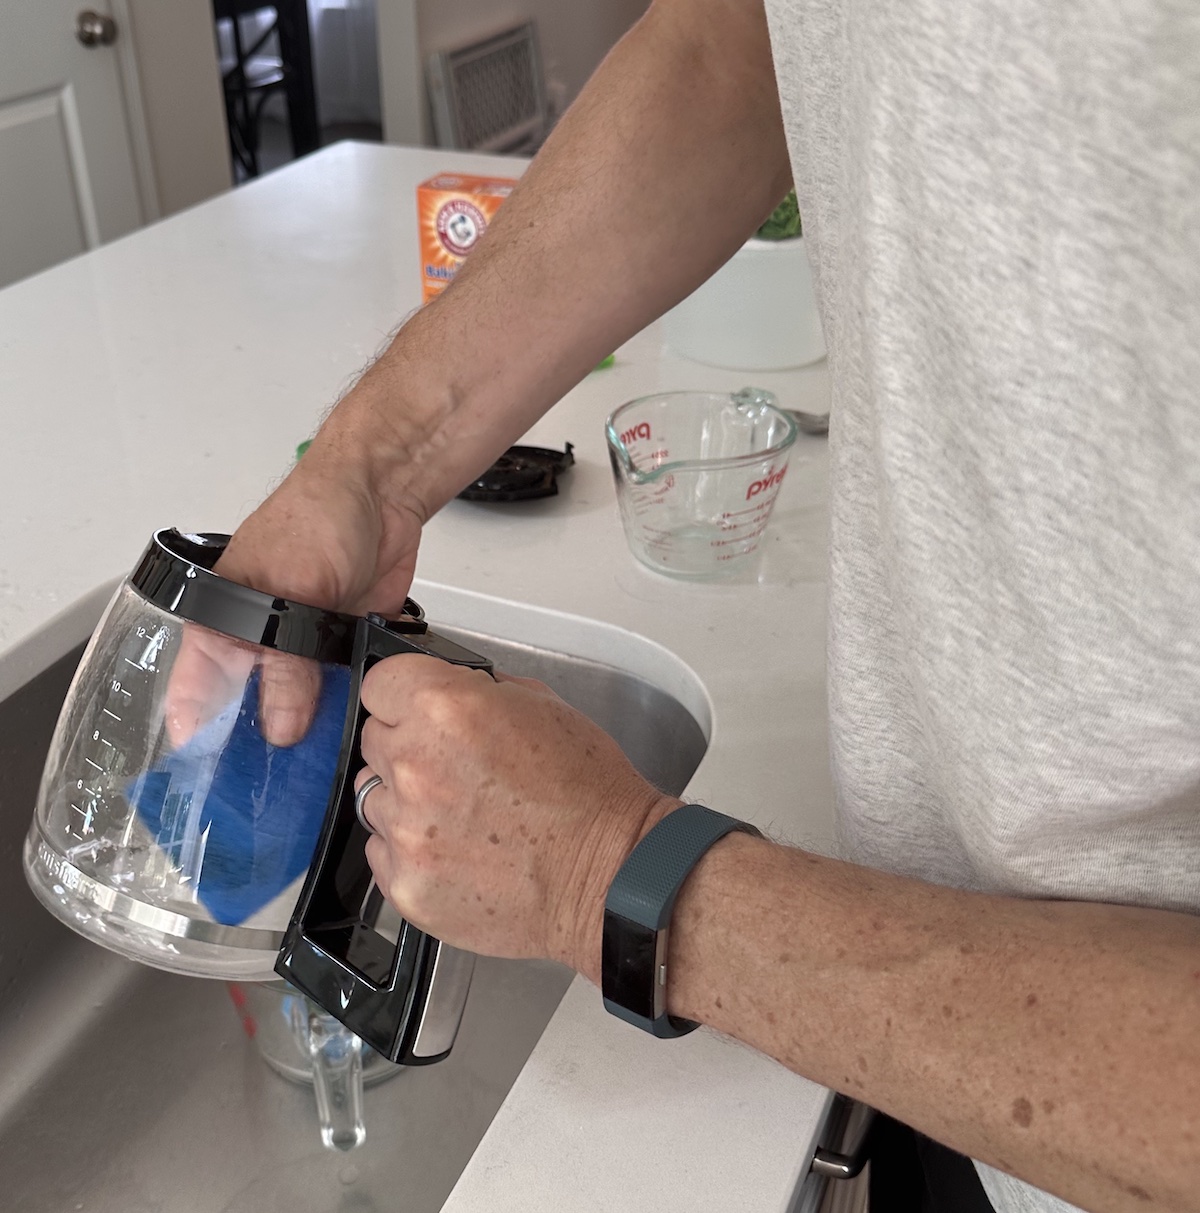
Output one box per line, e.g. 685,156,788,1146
289,996,368,1152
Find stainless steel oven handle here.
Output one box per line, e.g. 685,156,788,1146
810,1096,877,1180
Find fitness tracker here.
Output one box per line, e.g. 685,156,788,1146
602,804,761,1038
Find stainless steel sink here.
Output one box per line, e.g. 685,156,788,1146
0,625,708,1213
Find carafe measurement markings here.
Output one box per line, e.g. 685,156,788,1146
68,624,171,841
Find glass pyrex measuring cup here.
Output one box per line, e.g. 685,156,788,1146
229,979,404,1151
23,529,487,1064
605,387,799,578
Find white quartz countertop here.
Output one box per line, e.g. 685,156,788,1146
0,143,836,1211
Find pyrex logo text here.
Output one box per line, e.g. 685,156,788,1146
620,422,651,446
746,465,787,500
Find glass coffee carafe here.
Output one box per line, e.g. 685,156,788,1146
24,528,487,1067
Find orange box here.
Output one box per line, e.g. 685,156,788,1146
418,172,516,302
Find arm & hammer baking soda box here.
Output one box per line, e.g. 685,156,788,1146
418,173,517,302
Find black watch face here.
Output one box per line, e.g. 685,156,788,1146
602,912,659,1021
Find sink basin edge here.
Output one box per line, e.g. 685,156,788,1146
0,576,120,703
412,580,715,744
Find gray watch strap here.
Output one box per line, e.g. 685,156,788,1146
602,803,761,1038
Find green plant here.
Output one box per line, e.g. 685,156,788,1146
755,189,801,240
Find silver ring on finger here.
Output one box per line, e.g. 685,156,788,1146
355,774,385,835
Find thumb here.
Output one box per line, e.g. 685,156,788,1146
257,649,323,747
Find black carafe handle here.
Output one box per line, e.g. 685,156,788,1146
275,613,493,1063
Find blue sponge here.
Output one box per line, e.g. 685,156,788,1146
130,665,351,926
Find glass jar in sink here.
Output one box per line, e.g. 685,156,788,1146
228,978,404,1151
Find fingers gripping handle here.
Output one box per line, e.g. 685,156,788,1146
276,616,493,1064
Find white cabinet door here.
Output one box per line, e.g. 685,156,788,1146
0,1,146,288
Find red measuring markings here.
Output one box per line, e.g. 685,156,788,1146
720,500,772,530
640,522,684,550
631,475,675,515
720,509,768,529
226,982,258,1039
712,522,769,547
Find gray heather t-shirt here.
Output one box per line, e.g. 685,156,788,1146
761,1,1200,1210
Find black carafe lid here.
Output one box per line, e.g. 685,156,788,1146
130,529,426,663
457,443,575,502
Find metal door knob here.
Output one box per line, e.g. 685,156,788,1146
76,10,118,47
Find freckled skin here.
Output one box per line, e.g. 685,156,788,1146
356,656,678,967
349,639,1200,1212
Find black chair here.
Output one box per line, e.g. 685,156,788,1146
212,0,320,179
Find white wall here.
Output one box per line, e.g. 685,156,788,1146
378,0,648,148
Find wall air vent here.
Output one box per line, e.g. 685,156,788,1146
427,21,547,153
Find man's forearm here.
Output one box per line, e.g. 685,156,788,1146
333,0,791,518
643,833,1200,1213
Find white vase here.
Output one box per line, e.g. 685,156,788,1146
662,236,826,371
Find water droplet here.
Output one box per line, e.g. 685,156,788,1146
339,1165,359,1186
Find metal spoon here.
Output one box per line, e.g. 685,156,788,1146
732,387,830,436
786,409,830,436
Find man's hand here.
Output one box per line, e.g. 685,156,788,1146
216,413,427,618
166,407,429,749
353,655,682,976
